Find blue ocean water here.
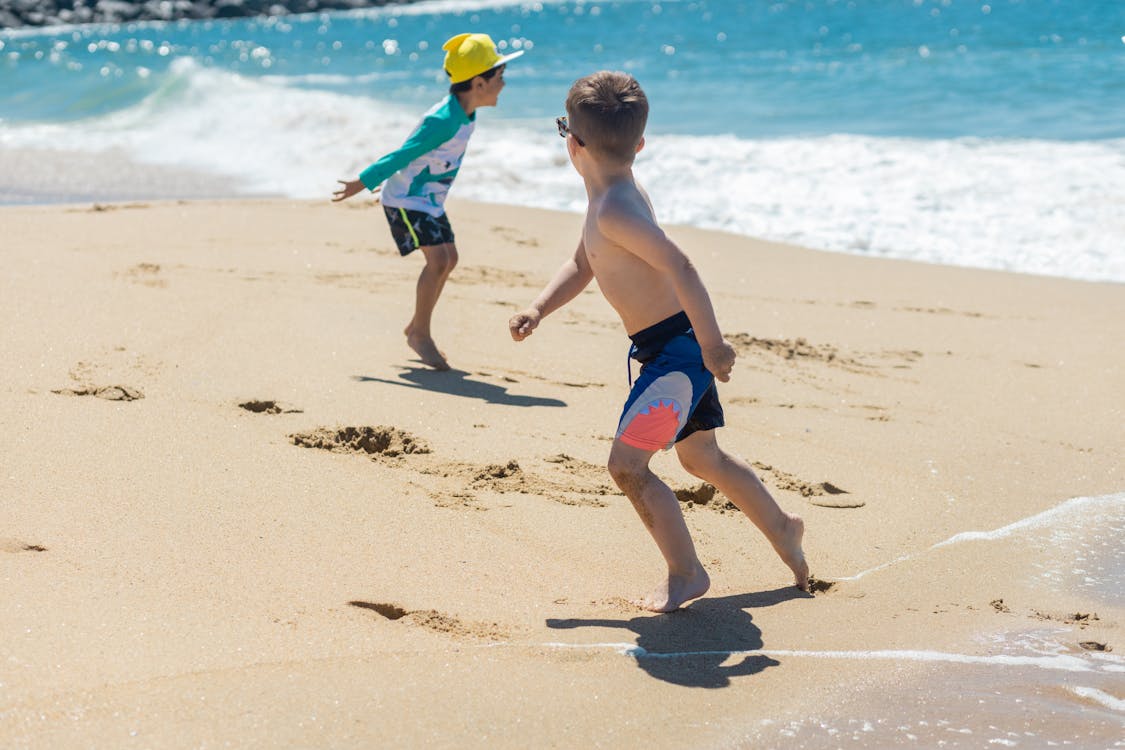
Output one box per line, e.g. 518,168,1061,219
2,0,1123,281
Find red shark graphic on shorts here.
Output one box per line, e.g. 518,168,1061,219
618,399,682,451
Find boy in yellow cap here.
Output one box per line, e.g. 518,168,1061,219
334,33,524,371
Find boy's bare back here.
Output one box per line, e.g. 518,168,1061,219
582,180,685,336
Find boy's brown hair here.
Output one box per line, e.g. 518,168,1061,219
565,71,648,163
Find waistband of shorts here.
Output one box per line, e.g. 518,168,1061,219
629,311,693,361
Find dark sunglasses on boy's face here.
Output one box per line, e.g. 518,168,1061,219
556,116,585,147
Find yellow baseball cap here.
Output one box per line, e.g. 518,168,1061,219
442,33,525,84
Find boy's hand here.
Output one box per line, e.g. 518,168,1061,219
702,341,736,382
332,180,378,203
509,309,541,341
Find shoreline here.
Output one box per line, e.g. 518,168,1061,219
0,147,276,206
2,197,1121,747
4,186,1123,289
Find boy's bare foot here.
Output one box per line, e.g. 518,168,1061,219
406,333,450,371
774,513,809,591
633,563,710,613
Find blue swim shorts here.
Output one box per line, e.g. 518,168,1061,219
616,311,725,452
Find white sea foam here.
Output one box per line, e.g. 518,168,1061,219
540,641,1124,674
839,492,1125,582
1070,686,1125,712
1,59,1122,282
933,493,1124,548
0,58,421,198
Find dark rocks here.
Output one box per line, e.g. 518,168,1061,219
0,0,409,28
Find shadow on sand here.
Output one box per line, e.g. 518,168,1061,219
354,366,567,408
547,587,809,688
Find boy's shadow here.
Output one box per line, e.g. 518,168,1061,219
353,367,567,408
547,587,807,688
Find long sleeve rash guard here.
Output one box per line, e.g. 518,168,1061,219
359,95,476,217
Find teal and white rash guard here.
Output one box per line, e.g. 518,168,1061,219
359,95,476,217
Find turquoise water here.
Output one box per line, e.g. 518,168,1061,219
2,0,1123,280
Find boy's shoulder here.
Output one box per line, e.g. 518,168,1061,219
425,94,471,124
407,95,471,144
594,181,658,237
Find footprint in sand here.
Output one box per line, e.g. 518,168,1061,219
121,263,166,288
897,305,987,319
452,265,537,288
727,334,922,377
469,460,608,506
674,482,729,511
421,456,614,508
850,404,892,422
348,601,408,620
484,368,606,390
0,539,48,553
727,335,851,365
471,459,524,487
290,426,431,458
489,225,540,248
81,202,149,213
239,399,303,415
314,272,393,293
348,601,510,640
674,473,864,511
752,463,865,508
52,385,144,401
807,492,865,509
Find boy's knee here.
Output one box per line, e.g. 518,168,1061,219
607,452,650,494
424,245,457,273
677,445,724,479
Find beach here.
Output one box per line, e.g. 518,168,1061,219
1,197,1122,747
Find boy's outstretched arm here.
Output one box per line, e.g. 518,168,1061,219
510,240,593,341
332,111,458,202
332,181,380,203
598,200,736,381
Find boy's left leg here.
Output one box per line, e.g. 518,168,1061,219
405,242,458,371
384,207,457,370
675,430,809,591
607,439,711,612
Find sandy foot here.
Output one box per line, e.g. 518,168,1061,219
633,563,711,613
774,514,809,592
406,333,450,371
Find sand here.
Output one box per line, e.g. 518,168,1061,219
1,198,1122,747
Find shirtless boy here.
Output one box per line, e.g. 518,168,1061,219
509,71,808,612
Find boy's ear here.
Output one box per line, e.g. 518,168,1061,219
636,136,645,154
567,133,580,157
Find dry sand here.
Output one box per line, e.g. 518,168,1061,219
1,198,1122,747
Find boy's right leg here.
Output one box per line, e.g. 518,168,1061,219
675,430,809,591
607,439,710,612
405,242,458,371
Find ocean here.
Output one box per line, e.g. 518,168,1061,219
1,0,1123,281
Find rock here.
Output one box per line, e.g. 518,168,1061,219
0,0,411,28
94,0,143,22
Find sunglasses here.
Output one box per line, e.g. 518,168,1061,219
555,116,585,147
